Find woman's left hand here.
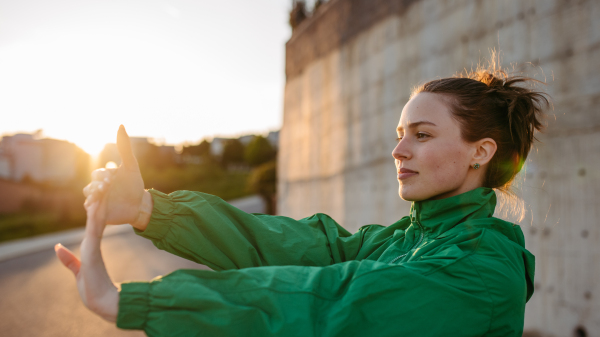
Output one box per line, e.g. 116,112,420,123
55,188,119,322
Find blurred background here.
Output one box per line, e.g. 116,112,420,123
1,0,599,336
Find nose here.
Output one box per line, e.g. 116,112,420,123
391,138,411,162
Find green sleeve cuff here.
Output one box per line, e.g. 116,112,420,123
116,282,151,330
132,189,174,240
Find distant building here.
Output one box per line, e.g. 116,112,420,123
210,132,279,158
0,133,86,185
0,148,10,179
267,131,279,149
210,137,228,157
238,135,255,146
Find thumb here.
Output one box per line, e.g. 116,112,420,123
117,125,139,171
55,244,81,276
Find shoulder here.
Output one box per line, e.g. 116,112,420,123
436,218,530,298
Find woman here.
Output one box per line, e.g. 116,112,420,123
56,64,549,336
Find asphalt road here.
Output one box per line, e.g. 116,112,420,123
0,195,265,337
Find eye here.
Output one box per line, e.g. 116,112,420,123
416,132,430,139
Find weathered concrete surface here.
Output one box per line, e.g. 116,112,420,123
279,0,600,335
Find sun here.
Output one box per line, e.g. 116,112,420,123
73,139,108,159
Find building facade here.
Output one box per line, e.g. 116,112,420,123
0,133,86,186
278,0,600,335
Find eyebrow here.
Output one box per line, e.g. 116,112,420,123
396,121,437,132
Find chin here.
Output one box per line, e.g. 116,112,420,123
398,184,429,202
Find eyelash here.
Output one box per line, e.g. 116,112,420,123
396,133,429,141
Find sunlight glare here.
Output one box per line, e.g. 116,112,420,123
105,161,118,169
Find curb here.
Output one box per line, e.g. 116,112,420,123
0,225,132,263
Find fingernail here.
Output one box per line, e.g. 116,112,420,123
98,183,104,191
54,243,62,252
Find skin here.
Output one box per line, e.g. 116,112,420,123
57,96,499,321
392,92,497,201
56,125,148,322
55,191,119,322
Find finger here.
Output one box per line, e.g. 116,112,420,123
55,244,81,275
84,193,96,208
84,169,116,198
84,189,106,209
83,181,109,199
91,168,117,183
117,125,140,172
83,183,92,198
85,193,109,238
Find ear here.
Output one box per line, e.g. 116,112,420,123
471,137,497,167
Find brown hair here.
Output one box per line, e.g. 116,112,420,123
411,62,550,192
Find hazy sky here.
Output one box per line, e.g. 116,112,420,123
0,0,298,155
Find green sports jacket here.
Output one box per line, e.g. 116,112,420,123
116,187,535,336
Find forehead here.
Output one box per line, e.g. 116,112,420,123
398,92,454,127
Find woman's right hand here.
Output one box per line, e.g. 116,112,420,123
83,125,149,229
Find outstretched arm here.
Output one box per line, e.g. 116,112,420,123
55,188,119,322
83,125,370,270
117,253,497,336
133,189,367,270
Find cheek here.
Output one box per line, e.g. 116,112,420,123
421,144,469,183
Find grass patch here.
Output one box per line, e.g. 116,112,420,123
0,211,85,244
0,163,254,244
141,164,253,201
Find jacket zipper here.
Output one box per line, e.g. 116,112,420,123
389,219,425,264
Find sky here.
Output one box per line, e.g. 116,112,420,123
0,0,304,156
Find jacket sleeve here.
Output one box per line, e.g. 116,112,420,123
116,255,494,337
132,189,366,270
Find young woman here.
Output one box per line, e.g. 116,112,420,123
56,64,549,336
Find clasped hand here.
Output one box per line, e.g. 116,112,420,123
55,187,119,322
55,125,148,322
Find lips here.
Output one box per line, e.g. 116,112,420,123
397,168,418,180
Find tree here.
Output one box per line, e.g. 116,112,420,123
244,136,276,167
289,0,307,30
221,139,245,169
248,160,277,215
182,140,211,157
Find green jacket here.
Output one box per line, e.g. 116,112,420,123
116,187,535,336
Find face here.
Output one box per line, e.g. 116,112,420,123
392,92,477,201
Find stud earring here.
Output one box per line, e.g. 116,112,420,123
473,163,480,170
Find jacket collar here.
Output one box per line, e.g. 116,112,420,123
410,187,496,237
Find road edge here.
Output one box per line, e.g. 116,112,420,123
0,225,132,263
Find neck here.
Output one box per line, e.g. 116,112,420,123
428,176,484,201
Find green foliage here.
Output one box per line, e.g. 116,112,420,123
248,160,277,214
141,162,252,201
182,140,211,157
137,143,180,170
0,133,279,243
245,136,276,167
0,210,85,244
221,139,245,168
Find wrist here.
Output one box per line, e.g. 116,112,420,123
130,190,153,231
98,284,119,323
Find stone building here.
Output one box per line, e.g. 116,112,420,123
278,0,599,335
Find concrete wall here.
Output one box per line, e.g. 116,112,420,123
279,0,600,335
